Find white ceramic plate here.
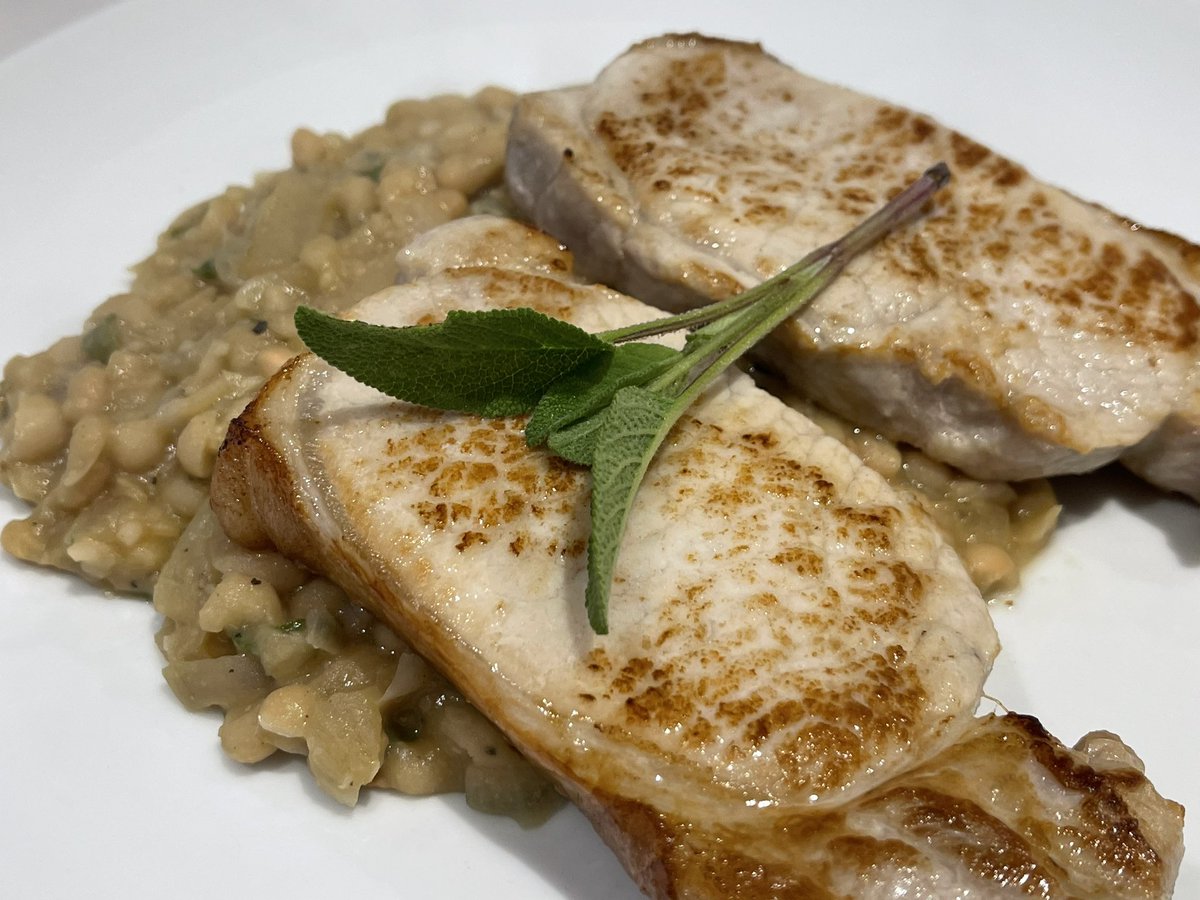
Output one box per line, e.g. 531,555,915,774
1,1,1196,897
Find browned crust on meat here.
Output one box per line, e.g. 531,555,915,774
562,714,1182,899
210,360,305,553
564,782,838,900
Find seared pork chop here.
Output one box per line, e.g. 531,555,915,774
505,35,1200,497
210,217,1181,897
214,217,996,814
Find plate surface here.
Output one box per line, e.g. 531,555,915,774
1,1,1196,897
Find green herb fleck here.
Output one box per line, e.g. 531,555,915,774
192,258,218,282
388,708,423,742
296,164,951,634
279,619,305,633
230,629,256,654
81,314,121,364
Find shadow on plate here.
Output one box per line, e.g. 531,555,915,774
203,701,639,898
1049,464,1199,567
436,790,642,900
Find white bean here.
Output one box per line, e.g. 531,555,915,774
198,572,286,632
110,418,167,473
8,392,68,462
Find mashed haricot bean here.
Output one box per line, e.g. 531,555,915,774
0,87,561,821
0,87,1057,818
158,506,560,821
0,88,517,592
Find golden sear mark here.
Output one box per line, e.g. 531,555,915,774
384,413,587,557
430,460,500,497
949,131,991,169
739,430,778,449
414,500,470,531
1020,239,1200,351
455,530,488,551
770,546,825,578
545,537,586,559
847,563,924,627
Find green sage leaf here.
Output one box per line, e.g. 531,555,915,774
584,386,676,634
295,305,613,417
526,341,679,449
545,410,606,466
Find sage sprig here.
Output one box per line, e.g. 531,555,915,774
296,163,950,634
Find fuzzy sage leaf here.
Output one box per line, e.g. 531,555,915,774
583,386,676,633
526,342,680,456
294,305,612,417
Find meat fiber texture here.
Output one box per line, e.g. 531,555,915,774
505,34,1200,498
210,217,1181,898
